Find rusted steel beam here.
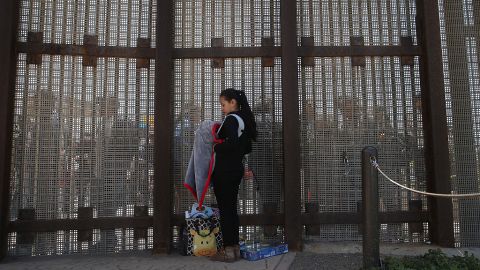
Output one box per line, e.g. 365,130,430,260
301,213,360,225
281,0,302,252
134,206,149,240
416,0,455,247
300,37,315,67
26,32,43,64
16,42,156,58
82,35,98,67
175,47,283,59
177,46,422,58
174,47,282,58
9,217,153,233
0,0,20,261
298,45,422,57
17,42,278,58
136,38,151,68
362,147,380,268
16,209,35,244
9,211,431,234
351,37,366,66
379,211,430,224
301,211,430,225
11,215,285,234
261,37,275,67
77,207,94,242
171,214,284,226
210,38,225,68
400,36,415,66
154,0,174,255
408,200,424,233
16,42,421,59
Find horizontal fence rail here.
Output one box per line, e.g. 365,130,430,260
17,42,422,59
8,211,430,233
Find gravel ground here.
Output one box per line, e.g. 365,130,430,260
289,252,364,270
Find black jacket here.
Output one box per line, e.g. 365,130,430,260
214,112,252,172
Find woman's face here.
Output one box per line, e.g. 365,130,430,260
220,96,238,115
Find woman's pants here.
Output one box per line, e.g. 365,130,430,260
212,170,243,247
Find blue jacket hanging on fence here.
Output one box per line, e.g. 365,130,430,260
184,120,223,209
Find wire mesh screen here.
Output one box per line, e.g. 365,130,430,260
297,0,427,244
171,58,284,241
174,0,281,48
172,0,284,244
439,0,480,247
296,0,418,46
9,0,156,256
298,56,428,243
17,0,156,46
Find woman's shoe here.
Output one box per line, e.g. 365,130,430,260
210,247,235,263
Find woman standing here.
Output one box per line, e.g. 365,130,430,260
210,88,257,262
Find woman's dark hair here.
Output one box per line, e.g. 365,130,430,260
220,88,258,141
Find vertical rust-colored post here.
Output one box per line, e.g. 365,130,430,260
362,147,380,269
154,0,174,254
415,0,455,246
0,0,20,260
281,0,302,251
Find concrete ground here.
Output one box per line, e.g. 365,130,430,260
0,251,297,270
1,242,479,270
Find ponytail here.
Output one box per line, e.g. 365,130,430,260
220,88,258,141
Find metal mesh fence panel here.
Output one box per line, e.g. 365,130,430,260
296,0,418,46
298,56,428,243
9,228,154,256
9,0,156,256
171,58,284,242
17,0,156,46
297,0,428,243
439,0,480,247
174,0,280,48
172,0,284,244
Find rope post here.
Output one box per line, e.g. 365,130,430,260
362,146,380,269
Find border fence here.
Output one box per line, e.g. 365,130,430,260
0,0,478,258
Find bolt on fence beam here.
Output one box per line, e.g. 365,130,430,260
362,146,380,269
